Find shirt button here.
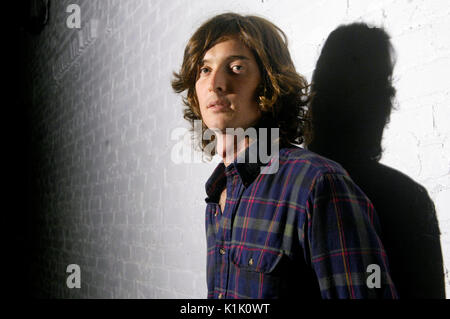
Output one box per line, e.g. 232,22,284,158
218,293,223,299
219,248,226,255
248,258,254,266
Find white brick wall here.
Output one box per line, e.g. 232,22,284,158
27,0,450,298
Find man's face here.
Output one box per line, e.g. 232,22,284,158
195,36,262,132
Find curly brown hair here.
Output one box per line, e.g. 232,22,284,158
171,12,309,155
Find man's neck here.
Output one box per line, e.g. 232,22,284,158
215,132,252,167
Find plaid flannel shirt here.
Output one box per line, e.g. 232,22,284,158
205,145,397,299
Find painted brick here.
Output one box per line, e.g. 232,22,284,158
27,0,450,299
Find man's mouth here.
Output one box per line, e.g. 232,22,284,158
207,100,231,112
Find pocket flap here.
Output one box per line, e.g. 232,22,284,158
231,246,283,273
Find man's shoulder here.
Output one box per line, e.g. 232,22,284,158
277,146,348,178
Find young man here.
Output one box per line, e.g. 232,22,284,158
172,13,397,299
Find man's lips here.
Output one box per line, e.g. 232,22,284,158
207,100,231,112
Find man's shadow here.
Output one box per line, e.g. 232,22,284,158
305,23,445,298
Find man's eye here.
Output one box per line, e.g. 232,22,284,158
199,67,210,74
231,65,243,72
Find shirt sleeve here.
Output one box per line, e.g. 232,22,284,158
303,173,398,299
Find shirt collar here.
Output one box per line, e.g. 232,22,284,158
205,115,284,203
205,137,280,203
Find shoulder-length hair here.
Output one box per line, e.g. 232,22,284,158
171,12,309,155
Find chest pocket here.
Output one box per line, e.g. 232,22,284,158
229,246,288,298
231,246,284,274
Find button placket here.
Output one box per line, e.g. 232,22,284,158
214,167,245,299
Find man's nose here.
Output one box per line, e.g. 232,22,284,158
209,68,228,93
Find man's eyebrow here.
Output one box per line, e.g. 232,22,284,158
199,55,251,65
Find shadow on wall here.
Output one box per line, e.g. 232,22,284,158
305,23,446,298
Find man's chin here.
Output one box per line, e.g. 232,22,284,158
204,122,232,134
